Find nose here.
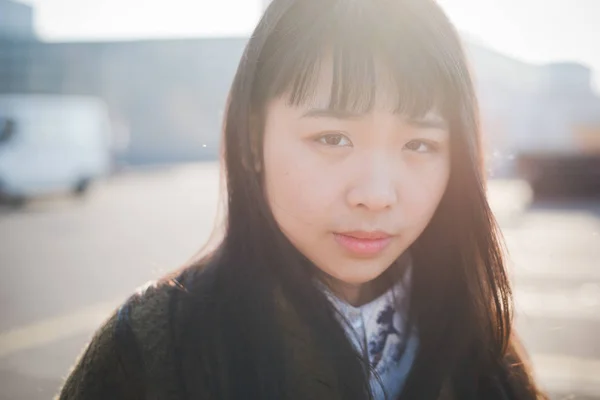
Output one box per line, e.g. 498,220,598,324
346,156,398,211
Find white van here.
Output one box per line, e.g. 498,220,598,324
0,94,113,203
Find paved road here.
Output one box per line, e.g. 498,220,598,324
1,163,599,400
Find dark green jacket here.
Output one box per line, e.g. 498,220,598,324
58,279,393,400
57,277,528,400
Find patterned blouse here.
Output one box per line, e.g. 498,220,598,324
318,266,419,400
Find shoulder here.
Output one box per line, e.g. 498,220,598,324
124,277,183,346
125,259,223,341
57,265,215,399
56,293,150,399
119,265,221,372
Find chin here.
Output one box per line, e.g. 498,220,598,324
330,266,388,286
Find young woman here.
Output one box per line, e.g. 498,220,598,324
58,0,547,399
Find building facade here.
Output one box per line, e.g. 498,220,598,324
0,1,598,172
0,0,35,40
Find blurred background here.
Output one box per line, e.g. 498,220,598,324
0,0,599,399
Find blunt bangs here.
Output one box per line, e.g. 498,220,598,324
254,0,462,119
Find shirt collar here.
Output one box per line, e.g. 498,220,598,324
315,254,413,331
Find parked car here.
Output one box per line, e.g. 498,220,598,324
0,94,114,205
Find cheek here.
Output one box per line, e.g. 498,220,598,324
403,158,450,225
263,138,339,227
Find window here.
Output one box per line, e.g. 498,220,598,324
0,117,15,144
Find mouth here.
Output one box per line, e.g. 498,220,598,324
333,231,394,256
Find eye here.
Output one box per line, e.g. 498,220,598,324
316,132,353,147
404,139,438,153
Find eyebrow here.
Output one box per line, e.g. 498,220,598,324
301,107,449,130
406,115,449,130
301,108,363,120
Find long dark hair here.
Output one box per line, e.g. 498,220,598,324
171,0,545,399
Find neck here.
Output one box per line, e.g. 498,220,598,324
318,254,411,307
335,277,391,307
319,267,396,307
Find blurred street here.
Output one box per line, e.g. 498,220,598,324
0,162,599,400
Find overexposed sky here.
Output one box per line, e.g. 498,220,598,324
438,0,600,86
16,0,600,90
18,0,262,39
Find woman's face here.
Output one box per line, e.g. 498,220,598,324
262,80,451,293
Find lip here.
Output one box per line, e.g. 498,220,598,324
333,231,393,256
